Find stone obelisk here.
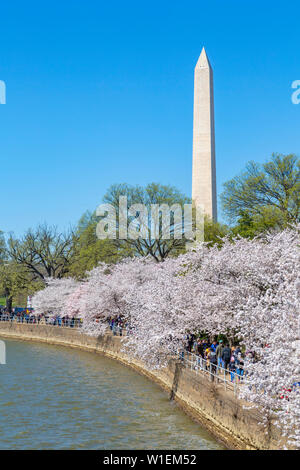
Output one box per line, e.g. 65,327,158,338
192,47,217,221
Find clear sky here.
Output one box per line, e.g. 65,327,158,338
1,0,299,236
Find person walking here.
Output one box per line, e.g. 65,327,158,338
221,344,231,371
194,339,204,369
216,340,224,371
234,346,241,360
229,356,236,382
235,353,244,381
204,345,211,371
209,347,218,381
197,339,204,358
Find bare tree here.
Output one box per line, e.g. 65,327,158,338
7,224,77,281
101,183,191,261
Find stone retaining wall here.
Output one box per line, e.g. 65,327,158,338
0,322,286,450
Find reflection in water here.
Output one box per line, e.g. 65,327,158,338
0,339,224,450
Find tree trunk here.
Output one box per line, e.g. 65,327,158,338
5,288,12,313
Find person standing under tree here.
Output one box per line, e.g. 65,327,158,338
209,346,218,381
221,344,231,371
216,340,224,370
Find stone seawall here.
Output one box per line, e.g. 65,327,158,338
0,322,285,450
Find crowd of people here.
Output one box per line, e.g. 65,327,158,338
107,316,131,336
183,335,246,383
0,308,82,328
1,308,299,399
0,307,244,384
183,336,300,394
0,307,36,324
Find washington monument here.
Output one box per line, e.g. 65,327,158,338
192,47,217,221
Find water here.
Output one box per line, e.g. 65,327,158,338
0,338,224,450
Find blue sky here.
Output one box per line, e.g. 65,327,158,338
1,0,299,235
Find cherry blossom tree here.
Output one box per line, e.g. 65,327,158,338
32,277,79,315
31,225,300,447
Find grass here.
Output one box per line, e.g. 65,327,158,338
0,297,19,307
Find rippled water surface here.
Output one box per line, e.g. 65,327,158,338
0,338,224,450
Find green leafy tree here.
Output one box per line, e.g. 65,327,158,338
0,231,5,261
221,154,300,228
0,262,43,312
68,212,127,279
232,208,287,239
203,215,229,247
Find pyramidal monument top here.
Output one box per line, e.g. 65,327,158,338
195,47,212,70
